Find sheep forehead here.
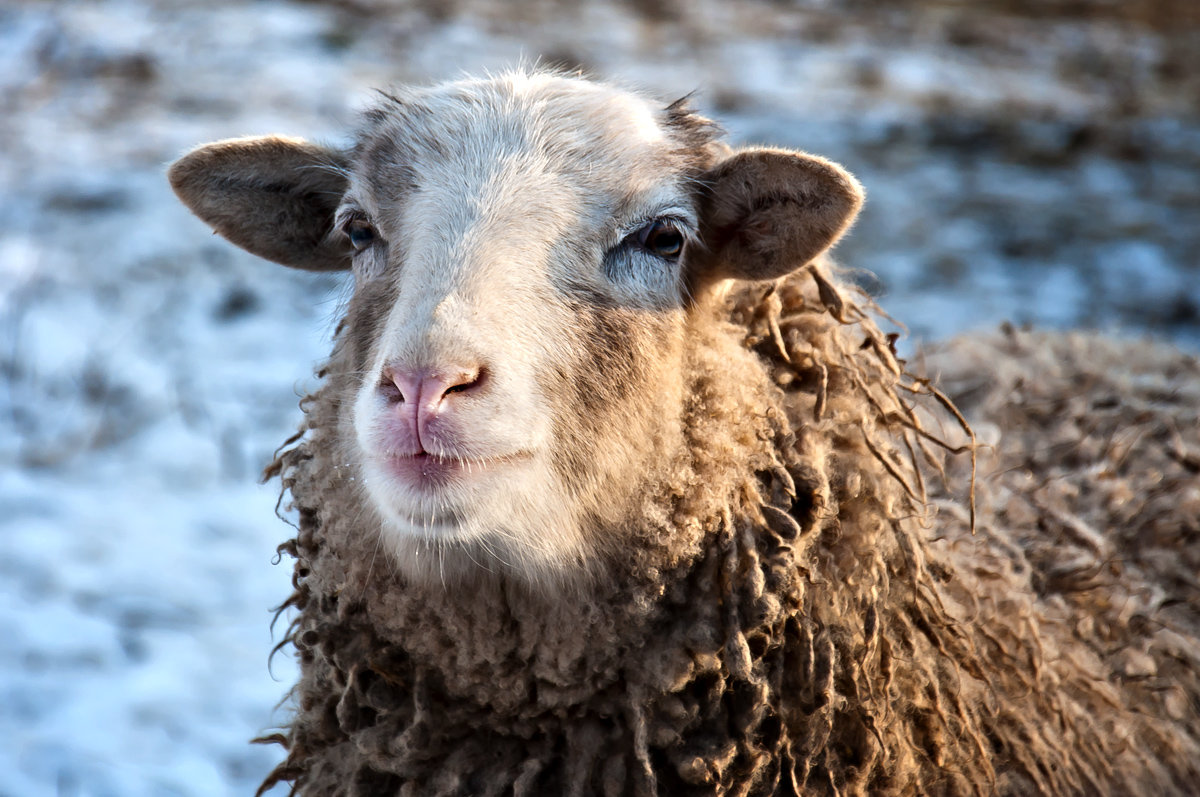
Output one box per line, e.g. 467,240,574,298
350,72,704,217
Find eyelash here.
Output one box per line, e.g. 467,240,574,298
615,217,690,262
635,219,686,259
340,214,377,252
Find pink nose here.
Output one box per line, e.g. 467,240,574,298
379,363,485,450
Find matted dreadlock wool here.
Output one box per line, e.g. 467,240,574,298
258,262,1200,796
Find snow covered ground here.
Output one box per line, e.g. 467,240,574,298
1,1,1197,794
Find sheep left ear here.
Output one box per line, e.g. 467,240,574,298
689,148,864,285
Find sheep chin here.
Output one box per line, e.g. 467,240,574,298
360,448,590,582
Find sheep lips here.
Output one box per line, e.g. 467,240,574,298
379,450,531,493
366,364,531,495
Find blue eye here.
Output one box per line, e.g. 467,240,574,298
637,220,684,259
346,220,376,251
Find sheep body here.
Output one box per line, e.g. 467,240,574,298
262,274,1200,795
166,71,1200,796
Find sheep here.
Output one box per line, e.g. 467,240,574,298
167,69,1200,796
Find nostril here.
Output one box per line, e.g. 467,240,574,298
379,376,404,404
378,366,412,405
378,363,487,409
443,366,485,396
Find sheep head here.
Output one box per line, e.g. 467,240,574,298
169,71,862,586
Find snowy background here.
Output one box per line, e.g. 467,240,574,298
1,0,1197,794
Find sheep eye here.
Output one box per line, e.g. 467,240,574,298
637,220,684,259
345,220,376,252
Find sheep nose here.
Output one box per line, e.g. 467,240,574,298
381,365,484,407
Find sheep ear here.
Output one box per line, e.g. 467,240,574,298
168,136,352,271
690,148,863,285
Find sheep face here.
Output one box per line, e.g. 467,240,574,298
336,76,711,586
168,71,863,585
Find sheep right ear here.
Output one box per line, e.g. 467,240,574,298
168,136,352,271
689,148,863,286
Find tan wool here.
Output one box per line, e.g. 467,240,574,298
168,70,1200,797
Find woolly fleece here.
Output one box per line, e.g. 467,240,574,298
258,264,1200,796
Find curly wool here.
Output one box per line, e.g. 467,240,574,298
259,266,1200,796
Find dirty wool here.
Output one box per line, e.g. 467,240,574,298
260,266,1200,796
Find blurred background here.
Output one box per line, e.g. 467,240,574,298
1,0,1197,793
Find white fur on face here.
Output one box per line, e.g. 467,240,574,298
344,73,702,584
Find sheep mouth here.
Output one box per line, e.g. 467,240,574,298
381,450,532,490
